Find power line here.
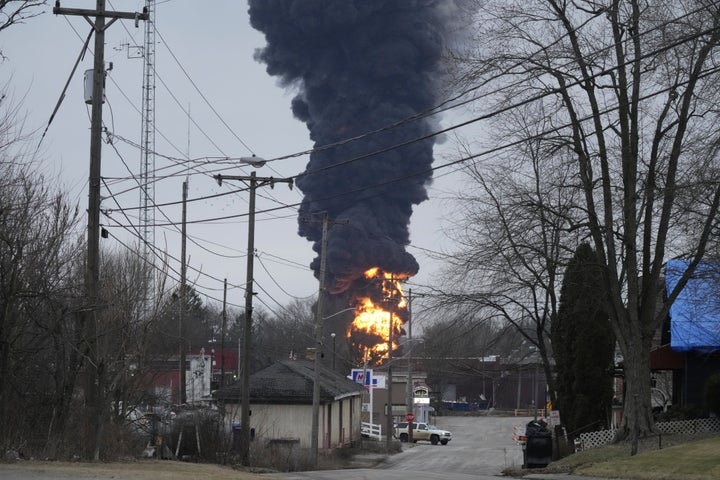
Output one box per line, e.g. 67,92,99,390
106,54,720,230
153,23,255,156
103,19,720,220
256,254,316,301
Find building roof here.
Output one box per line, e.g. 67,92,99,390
213,360,365,404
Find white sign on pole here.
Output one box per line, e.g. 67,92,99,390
350,369,381,428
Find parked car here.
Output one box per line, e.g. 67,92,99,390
394,421,452,445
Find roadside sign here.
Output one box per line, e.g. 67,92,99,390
350,369,379,388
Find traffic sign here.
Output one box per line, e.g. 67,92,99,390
406,412,415,422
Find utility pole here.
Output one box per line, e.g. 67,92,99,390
386,299,394,452
214,171,293,466
405,290,426,418
311,212,329,465
306,212,348,466
220,278,227,388
179,180,188,405
53,0,148,461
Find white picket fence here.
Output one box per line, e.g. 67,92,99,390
577,417,720,450
361,422,383,439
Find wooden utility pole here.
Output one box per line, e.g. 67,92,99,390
405,290,425,417
311,212,329,464
53,0,148,460
406,289,413,416
304,213,348,466
214,172,292,466
179,179,188,404
386,304,394,452
220,278,227,388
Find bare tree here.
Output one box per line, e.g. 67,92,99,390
0,108,85,456
0,1,45,34
437,113,585,405
253,298,315,369
453,0,720,445
93,249,170,453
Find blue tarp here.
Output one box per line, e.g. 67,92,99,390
665,260,720,352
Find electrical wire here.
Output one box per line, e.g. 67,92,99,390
101,18,720,218
256,254,316,301
251,3,712,166
103,142,310,306
51,5,720,311
56,3,713,187
152,24,255,157
106,54,720,229
103,138,262,261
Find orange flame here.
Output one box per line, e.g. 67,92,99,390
349,268,408,365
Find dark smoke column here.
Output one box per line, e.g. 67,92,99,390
249,0,466,294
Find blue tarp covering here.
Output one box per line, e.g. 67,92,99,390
665,260,720,352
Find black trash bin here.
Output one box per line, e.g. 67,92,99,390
231,422,255,453
523,420,552,468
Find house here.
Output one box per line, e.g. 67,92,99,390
214,360,365,450
142,350,213,405
650,260,720,410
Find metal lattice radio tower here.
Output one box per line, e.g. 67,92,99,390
139,0,156,315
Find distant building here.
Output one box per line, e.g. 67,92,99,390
214,360,364,450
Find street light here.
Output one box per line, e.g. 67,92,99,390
237,155,266,168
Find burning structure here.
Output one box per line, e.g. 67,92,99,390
249,1,467,366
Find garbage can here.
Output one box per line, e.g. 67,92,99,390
231,422,255,453
523,420,552,468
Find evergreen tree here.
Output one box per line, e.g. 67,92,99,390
552,243,615,440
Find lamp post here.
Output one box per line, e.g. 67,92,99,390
214,158,292,467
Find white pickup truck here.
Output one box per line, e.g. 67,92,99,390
394,421,452,445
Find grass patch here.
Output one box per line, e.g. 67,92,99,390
575,436,720,480
505,434,720,480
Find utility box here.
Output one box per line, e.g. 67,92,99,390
84,69,105,104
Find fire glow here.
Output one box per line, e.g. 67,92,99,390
349,268,408,365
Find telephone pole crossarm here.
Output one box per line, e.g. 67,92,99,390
54,3,149,30
214,174,293,190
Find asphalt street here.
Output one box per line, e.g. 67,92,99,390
270,416,621,480
273,415,530,479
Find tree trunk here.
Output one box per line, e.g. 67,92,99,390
616,332,656,441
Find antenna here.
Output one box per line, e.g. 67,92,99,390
139,0,156,317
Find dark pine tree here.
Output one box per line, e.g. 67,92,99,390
552,243,615,440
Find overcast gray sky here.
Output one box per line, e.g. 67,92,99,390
1,1,464,324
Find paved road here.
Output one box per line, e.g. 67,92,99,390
273,415,531,480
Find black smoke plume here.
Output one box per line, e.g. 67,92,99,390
249,0,467,295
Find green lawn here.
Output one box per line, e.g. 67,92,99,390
551,435,720,480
